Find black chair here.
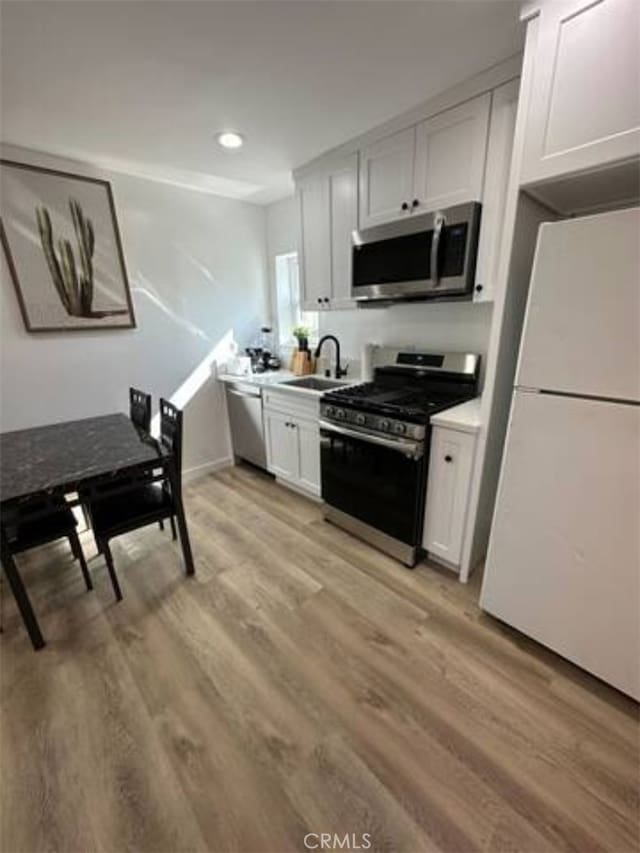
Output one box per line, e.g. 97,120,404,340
128,387,170,533
1,496,92,601
129,387,151,434
85,399,184,601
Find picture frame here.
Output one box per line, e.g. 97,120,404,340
0,159,136,332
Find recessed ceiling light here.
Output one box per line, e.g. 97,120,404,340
216,131,244,149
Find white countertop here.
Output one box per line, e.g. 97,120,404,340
218,371,356,399
430,397,482,434
218,371,296,387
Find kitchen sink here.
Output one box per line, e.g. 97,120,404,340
280,376,346,391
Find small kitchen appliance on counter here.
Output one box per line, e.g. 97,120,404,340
319,348,479,566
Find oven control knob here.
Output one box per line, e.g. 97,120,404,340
325,405,335,417
355,413,366,426
393,422,407,435
378,419,390,432
335,408,347,420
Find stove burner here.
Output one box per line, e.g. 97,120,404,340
323,381,470,422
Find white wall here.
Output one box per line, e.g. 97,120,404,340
318,302,493,380
0,144,268,477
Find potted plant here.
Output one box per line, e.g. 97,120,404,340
292,325,311,352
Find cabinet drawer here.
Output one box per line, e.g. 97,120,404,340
423,427,477,567
263,390,319,421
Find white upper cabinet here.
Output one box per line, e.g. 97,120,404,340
299,154,357,310
414,93,491,214
358,95,491,228
521,0,640,185
473,81,519,302
328,153,358,308
298,173,330,309
358,127,416,228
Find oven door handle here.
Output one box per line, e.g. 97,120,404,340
319,420,423,459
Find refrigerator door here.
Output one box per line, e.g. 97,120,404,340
516,207,640,402
481,390,639,699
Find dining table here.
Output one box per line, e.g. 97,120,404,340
0,412,194,650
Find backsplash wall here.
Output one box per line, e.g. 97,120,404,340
318,301,493,382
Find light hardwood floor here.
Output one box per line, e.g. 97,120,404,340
1,464,638,853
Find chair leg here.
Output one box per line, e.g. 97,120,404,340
69,530,92,592
170,515,177,541
158,520,165,532
102,542,123,602
69,532,80,560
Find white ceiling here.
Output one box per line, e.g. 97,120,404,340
0,1,524,204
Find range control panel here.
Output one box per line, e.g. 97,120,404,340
320,403,426,441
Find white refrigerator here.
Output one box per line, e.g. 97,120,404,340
481,207,640,699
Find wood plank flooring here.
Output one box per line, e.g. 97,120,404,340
1,464,638,853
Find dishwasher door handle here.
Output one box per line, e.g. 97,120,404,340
227,388,262,400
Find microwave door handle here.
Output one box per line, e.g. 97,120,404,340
431,211,445,286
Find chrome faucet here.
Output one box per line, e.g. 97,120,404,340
314,335,347,379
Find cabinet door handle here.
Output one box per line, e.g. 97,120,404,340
412,199,420,208
475,284,483,293
317,298,322,304
401,201,409,211
444,454,453,463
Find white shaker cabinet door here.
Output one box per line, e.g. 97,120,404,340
358,126,415,228
265,410,298,482
423,426,476,567
328,153,358,309
521,0,640,185
298,172,330,310
296,418,321,496
473,80,519,302
413,93,491,214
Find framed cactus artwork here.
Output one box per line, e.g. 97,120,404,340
0,159,136,332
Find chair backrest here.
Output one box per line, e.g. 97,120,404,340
129,387,152,433
159,398,183,475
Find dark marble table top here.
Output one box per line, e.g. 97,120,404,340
0,413,168,504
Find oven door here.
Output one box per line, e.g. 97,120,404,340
319,420,426,555
351,201,481,302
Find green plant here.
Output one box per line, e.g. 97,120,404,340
292,325,311,340
36,199,126,319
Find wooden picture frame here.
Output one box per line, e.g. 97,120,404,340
0,159,136,332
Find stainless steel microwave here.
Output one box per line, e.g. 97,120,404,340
351,201,481,303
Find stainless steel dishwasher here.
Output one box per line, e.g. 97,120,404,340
225,383,267,469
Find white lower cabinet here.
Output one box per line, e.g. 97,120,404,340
423,426,477,569
264,392,321,498
264,409,298,481
296,418,321,495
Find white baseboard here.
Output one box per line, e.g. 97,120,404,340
182,455,234,484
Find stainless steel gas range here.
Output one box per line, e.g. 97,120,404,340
319,349,479,566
